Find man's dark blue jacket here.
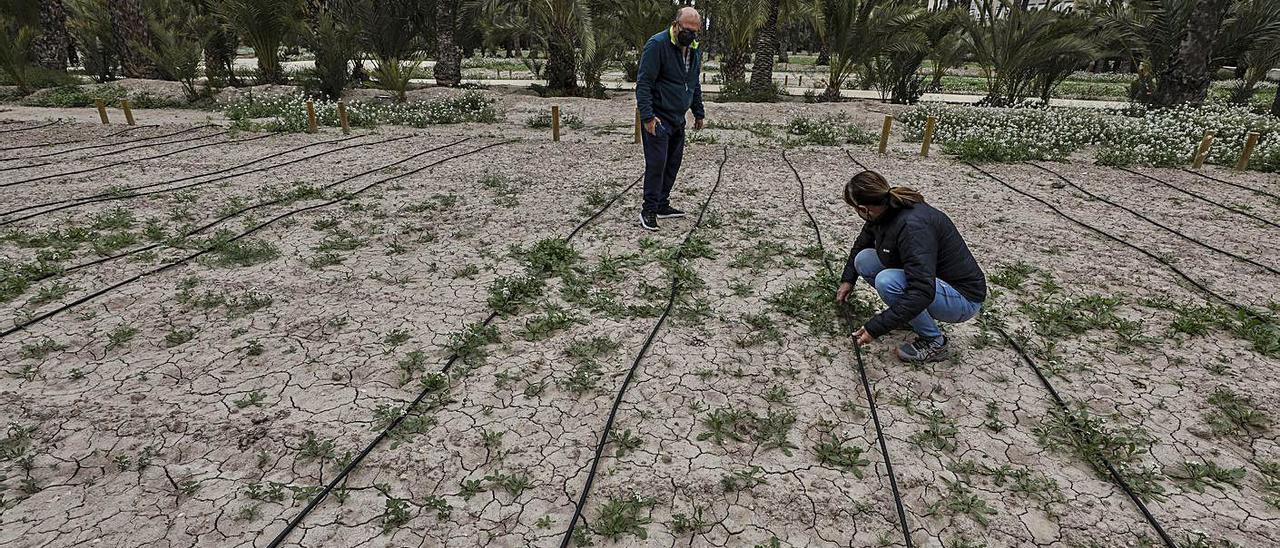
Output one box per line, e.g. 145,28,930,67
636,28,705,127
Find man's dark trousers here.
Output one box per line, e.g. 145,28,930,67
641,121,685,214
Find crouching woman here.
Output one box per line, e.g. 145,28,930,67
835,171,987,363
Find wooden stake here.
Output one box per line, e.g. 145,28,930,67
634,109,641,144
798,75,803,86
551,105,560,142
1191,130,1214,169
878,115,893,155
305,100,318,133
337,102,350,135
921,116,937,157
1236,132,1259,170
120,99,136,126
94,98,109,124
784,74,789,87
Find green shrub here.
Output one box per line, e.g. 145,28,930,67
787,114,876,146
526,111,583,129
21,84,127,108
715,80,781,103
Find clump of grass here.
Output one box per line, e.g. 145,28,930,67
590,494,655,542
769,269,875,338
559,336,619,395
813,431,870,477
487,275,544,316
516,238,580,276
720,466,768,492
447,322,500,364
206,234,280,268
480,175,520,207
526,110,584,129
1205,386,1271,437
988,262,1037,291
20,337,65,360
1033,402,1165,501
927,477,998,527
697,406,798,456
518,304,583,340
1166,460,1246,493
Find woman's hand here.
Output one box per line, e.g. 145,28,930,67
835,281,854,304
852,327,874,347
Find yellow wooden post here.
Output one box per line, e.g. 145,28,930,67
552,105,560,142
878,115,893,155
305,100,318,133
1191,130,1214,169
634,109,641,144
337,102,350,135
784,74,789,87
921,116,937,157
1236,132,1259,170
120,100,136,126
94,98,109,124
798,75,803,86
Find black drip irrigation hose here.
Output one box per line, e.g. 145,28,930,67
0,133,381,225
967,162,1262,321
31,135,431,279
266,171,648,548
0,131,270,189
0,139,510,340
0,123,185,156
0,120,59,134
557,146,729,548
1116,166,1280,231
3,124,217,161
962,161,1189,548
1179,168,1280,203
1028,162,1280,277
796,149,914,548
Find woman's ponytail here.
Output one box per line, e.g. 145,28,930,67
844,170,925,208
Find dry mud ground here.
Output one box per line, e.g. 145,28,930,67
0,111,1278,548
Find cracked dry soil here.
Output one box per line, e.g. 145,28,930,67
0,117,1277,548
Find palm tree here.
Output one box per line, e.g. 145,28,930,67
708,0,766,84
821,0,922,102
468,0,594,95
215,0,301,84
609,0,669,81
436,0,462,86
356,0,422,101
67,0,117,81
1150,0,1230,106
964,0,1095,106
108,0,160,78
33,0,72,70
748,0,782,94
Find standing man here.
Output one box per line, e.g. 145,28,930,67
636,7,706,231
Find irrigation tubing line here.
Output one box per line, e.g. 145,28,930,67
798,149,914,548
0,125,156,173
0,124,183,155
1179,168,1280,203
27,135,430,279
0,139,510,340
267,171,649,548
3,124,217,161
0,131,268,189
557,145,729,548
0,120,59,134
992,324,1177,548
0,133,378,225
1116,166,1280,231
963,161,1220,548
1028,162,1280,277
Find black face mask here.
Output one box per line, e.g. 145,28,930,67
677,28,697,47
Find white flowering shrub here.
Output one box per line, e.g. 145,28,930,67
526,111,584,129
899,102,1280,171
787,114,876,146
224,90,500,132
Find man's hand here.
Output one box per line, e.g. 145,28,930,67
645,117,661,135
835,281,854,304
694,118,705,131
852,327,874,347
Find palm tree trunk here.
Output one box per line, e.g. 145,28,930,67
108,0,160,78
722,49,747,83
434,0,461,86
1151,0,1229,107
33,0,72,70
815,41,830,66
546,32,577,94
748,0,781,95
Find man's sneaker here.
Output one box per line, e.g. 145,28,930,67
656,205,686,219
640,211,659,231
897,335,949,364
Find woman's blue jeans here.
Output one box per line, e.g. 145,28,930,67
854,248,982,339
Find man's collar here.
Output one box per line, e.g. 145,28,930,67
668,26,699,49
